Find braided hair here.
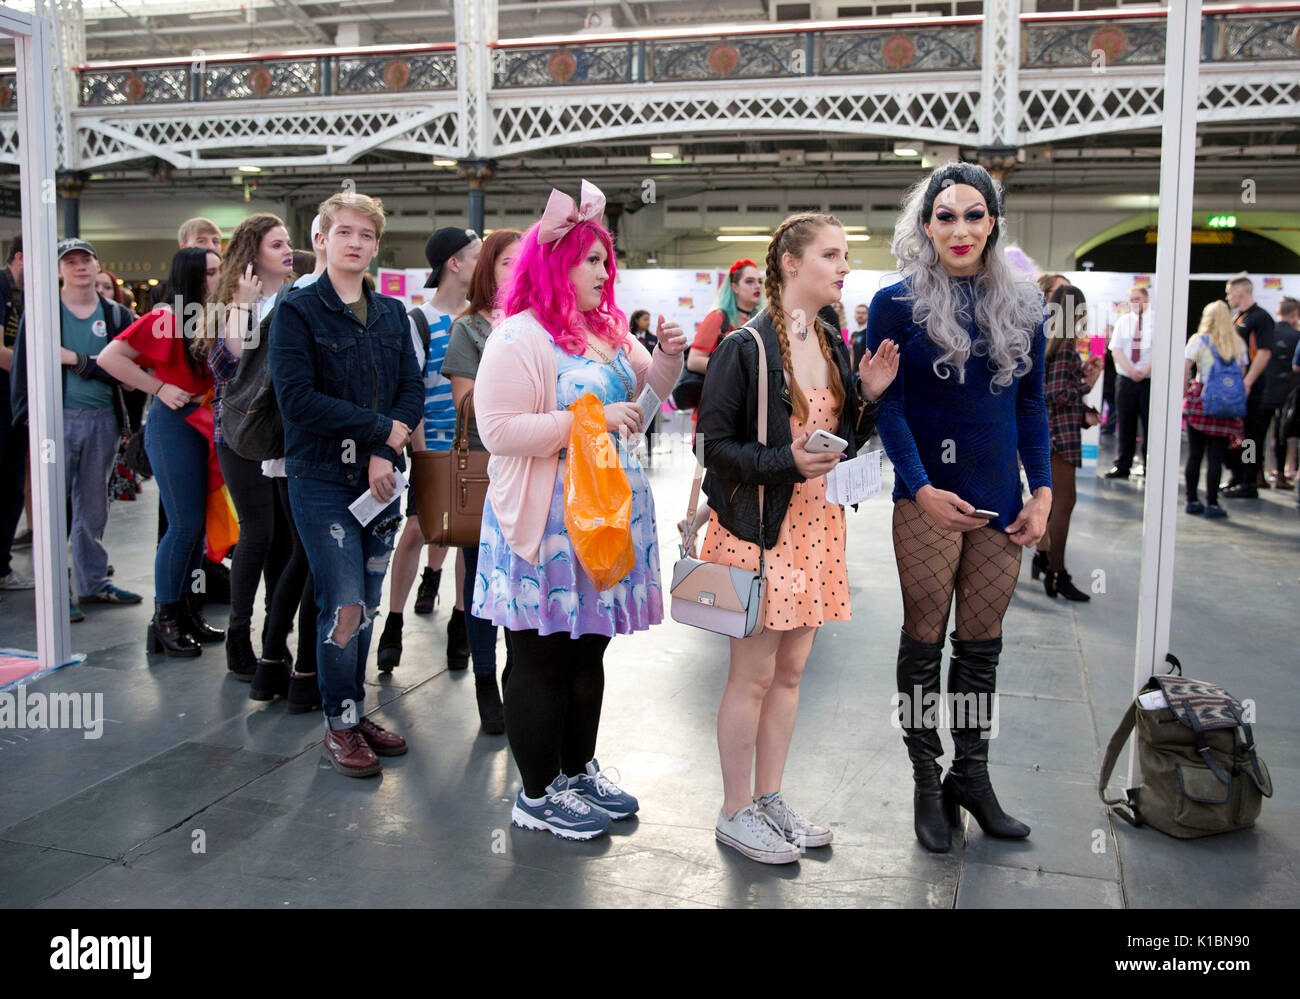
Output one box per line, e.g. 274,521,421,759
762,213,847,426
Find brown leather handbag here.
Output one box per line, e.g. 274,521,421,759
409,391,490,547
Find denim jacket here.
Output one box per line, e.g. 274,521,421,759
269,270,424,485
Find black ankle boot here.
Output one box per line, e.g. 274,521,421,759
414,567,441,615
1052,570,1091,602
1030,550,1050,581
896,630,951,853
250,658,290,701
225,624,257,682
180,594,225,645
1042,568,1059,598
146,602,201,658
446,608,469,670
286,670,321,714
474,673,506,734
377,613,403,673
942,634,1030,839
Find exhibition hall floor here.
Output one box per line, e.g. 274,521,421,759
1,437,1295,909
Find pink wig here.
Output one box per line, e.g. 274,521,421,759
497,218,629,356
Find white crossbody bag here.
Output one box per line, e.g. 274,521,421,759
669,326,768,638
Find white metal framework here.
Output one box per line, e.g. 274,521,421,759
1,6,71,672
980,0,1020,145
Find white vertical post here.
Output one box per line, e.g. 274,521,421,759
7,9,72,670
454,0,493,159
1124,1,1202,790
979,0,1021,146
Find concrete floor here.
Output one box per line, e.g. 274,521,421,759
1,432,1296,909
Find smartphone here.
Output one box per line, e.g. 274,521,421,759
971,508,999,520
805,429,848,453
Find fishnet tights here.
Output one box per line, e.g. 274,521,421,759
892,499,1023,644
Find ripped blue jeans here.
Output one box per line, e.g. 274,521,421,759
288,477,402,730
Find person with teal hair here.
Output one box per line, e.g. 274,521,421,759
686,259,764,377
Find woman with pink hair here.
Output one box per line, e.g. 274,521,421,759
472,181,688,841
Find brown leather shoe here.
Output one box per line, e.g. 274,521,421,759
323,727,382,777
356,717,408,757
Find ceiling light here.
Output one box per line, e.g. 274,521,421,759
237,165,262,173
717,226,768,233
716,235,772,243
650,145,679,161
893,145,920,157
847,235,871,241
147,278,159,286
432,158,457,167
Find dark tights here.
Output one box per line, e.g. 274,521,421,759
892,499,1023,644
1039,454,1076,573
504,629,609,798
1186,427,1228,505
264,477,312,665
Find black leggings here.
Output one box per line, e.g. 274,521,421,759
1185,427,1228,505
504,629,609,798
217,446,286,635
263,477,311,663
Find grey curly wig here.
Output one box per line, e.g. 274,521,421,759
890,162,1043,389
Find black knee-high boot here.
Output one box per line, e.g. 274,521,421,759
942,634,1030,839
896,630,951,853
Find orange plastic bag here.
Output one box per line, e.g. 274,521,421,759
564,393,635,591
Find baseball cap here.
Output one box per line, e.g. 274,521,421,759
309,214,322,244
423,226,479,288
57,238,97,261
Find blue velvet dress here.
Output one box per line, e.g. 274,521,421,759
865,277,1052,531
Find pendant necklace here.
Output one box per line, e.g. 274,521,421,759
783,309,812,341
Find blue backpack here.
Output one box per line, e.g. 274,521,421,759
1199,336,1247,418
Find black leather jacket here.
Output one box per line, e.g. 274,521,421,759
696,307,880,549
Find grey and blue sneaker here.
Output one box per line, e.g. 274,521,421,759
754,791,833,848
568,758,639,819
511,775,611,841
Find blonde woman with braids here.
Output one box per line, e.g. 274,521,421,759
867,162,1051,854
1183,300,1249,519
695,213,900,864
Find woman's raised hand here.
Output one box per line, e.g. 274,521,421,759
859,338,900,400
655,314,688,355
236,262,263,306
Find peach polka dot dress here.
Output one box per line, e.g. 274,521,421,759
699,388,851,631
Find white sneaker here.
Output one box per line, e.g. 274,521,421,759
755,791,833,848
0,569,35,590
715,804,800,864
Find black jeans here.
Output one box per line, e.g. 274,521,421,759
217,445,286,635
1115,376,1150,473
1270,407,1293,478
1225,400,1271,486
504,629,609,798
264,477,311,663
1186,427,1229,505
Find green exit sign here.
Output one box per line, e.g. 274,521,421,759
1207,214,1238,228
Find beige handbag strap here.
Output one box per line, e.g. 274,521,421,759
683,326,767,565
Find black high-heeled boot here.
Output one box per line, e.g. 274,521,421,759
896,630,951,853
146,602,201,658
1052,570,1091,602
1030,550,1050,581
180,593,225,645
942,634,1030,839
474,673,505,734
376,612,403,673
1042,568,1059,598
446,608,469,670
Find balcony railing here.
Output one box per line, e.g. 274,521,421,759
0,8,1295,109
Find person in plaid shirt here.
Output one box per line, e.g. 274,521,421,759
1032,284,1102,602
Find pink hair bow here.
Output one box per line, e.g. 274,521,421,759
538,180,606,245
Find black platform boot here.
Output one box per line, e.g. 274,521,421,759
225,624,257,683
180,593,225,645
475,673,506,735
376,612,403,673
250,658,290,701
146,602,201,658
942,634,1030,839
896,630,951,853
446,608,469,670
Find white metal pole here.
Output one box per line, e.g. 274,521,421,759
1123,0,1201,791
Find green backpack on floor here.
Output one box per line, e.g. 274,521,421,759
1099,655,1272,839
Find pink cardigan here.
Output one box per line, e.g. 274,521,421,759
474,309,683,566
